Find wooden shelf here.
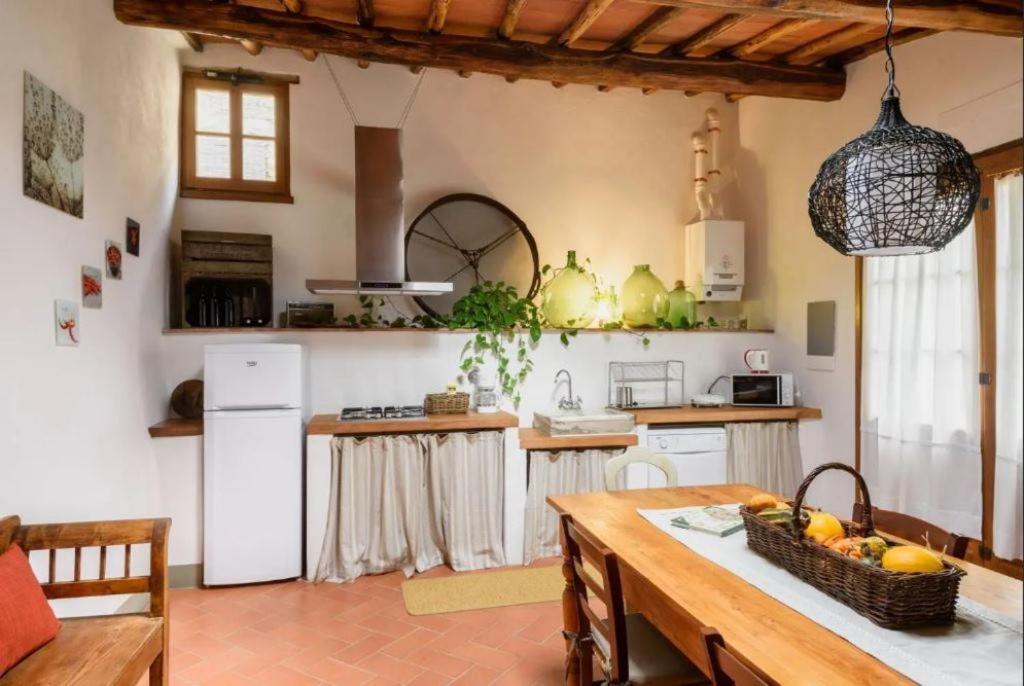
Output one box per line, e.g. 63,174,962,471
163,327,774,335
518,428,638,451
148,418,203,438
308,411,519,436
627,405,822,425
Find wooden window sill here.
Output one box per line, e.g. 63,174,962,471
181,188,294,204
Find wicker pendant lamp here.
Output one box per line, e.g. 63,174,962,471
808,0,980,256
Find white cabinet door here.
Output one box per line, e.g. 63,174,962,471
204,409,302,585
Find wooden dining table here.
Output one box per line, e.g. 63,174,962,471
548,484,1024,686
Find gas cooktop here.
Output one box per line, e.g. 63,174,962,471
339,406,426,421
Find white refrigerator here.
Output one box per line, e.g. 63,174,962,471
203,344,303,586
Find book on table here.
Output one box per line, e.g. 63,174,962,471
671,504,745,537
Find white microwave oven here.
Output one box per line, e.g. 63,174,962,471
731,373,795,407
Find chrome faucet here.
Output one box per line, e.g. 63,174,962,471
555,369,582,411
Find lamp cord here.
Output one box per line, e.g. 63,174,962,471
883,0,901,100
322,54,427,129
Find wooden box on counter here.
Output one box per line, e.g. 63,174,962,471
171,230,273,328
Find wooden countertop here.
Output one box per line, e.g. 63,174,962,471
307,411,519,436
627,405,822,425
148,418,203,438
518,428,638,451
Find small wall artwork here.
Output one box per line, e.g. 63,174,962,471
55,299,79,346
82,265,102,309
105,240,123,280
126,218,140,256
23,72,84,218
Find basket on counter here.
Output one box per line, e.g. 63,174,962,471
741,462,965,630
424,391,470,415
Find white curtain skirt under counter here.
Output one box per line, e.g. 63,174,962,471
315,431,505,582
523,448,625,564
726,421,803,498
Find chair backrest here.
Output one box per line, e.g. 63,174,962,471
605,446,679,490
0,514,170,619
559,513,630,685
852,503,970,559
701,627,770,686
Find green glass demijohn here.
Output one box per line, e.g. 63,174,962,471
667,281,697,329
621,264,669,327
541,250,597,328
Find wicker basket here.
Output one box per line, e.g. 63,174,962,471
741,462,965,630
424,391,470,415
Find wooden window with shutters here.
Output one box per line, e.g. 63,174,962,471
180,69,293,203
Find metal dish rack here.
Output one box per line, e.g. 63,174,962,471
608,360,685,409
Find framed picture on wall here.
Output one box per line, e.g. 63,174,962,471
82,265,102,309
126,218,140,256
105,240,123,280
23,72,84,218
54,300,79,346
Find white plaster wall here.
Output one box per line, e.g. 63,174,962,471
0,0,183,610
175,45,748,325
736,32,1024,513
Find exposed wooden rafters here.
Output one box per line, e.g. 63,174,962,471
612,6,687,52
664,13,746,55
783,23,875,65
557,0,618,46
181,31,204,52
356,0,374,28
498,0,529,39
828,27,938,66
279,0,303,13
730,18,814,58
113,0,848,100
427,0,451,33
635,0,1022,36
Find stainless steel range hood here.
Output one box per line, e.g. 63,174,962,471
306,126,452,296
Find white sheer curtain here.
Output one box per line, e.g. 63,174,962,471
994,173,1023,561
861,222,982,538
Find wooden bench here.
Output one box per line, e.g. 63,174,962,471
0,515,170,685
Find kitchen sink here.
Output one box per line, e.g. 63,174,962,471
533,408,636,437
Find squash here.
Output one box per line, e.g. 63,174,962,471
881,546,944,573
804,511,844,544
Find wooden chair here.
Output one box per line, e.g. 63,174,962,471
559,513,707,685
0,515,171,685
851,503,970,559
700,628,769,686
605,446,679,490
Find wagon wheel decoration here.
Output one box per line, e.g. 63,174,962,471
405,193,540,318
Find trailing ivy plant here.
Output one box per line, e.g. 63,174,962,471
443,281,542,406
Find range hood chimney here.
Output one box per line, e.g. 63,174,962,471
306,126,452,296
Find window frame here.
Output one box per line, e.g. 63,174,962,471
855,138,1024,576
180,70,293,204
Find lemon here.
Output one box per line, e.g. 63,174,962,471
804,511,844,544
882,546,944,573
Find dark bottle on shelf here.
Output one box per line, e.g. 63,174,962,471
209,287,222,328
222,290,236,327
197,288,209,328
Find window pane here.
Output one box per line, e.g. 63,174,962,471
196,135,230,178
242,93,275,137
196,89,230,134
243,137,276,181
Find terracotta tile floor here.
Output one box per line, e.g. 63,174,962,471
165,561,569,685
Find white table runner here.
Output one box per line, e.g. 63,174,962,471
638,506,1024,686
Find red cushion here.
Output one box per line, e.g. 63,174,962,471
0,544,60,676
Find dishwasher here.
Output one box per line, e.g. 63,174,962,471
627,425,728,489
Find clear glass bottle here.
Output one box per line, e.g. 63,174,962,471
621,265,669,327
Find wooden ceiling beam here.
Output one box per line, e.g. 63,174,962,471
279,0,303,13
612,6,687,51
664,14,746,55
113,0,846,100
783,23,875,65
730,18,813,58
634,0,1022,37
827,27,938,65
557,0,618,46
498,0,529,39
427,0,451,33
181,31,204,52
356,0,375,28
